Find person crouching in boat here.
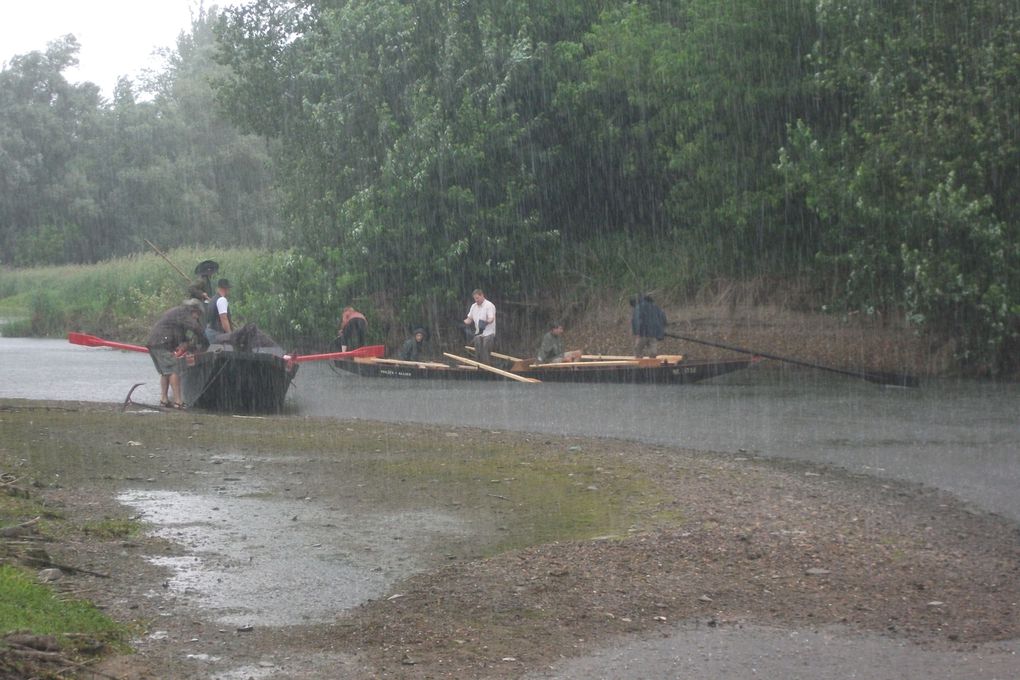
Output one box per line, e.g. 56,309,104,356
338,306,368,351
398,327,430,361
536,321,581,364
146,299,209,409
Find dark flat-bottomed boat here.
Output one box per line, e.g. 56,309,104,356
180,347,298,413
334,353,756,384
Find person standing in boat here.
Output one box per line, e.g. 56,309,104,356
338,306,368,351
146,299,208,409
631,294,666,358
464,288,496,364
205,278,234,344
536,321,581,363
188,260,219,304
398,327,430,361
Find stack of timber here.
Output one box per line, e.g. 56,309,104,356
333,356,505,381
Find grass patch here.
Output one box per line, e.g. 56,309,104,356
0,565,126,642
79,518,138,539
380,449,671,554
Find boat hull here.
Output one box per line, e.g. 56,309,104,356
514,358,754,384
334,357,753,384
181,349,298,412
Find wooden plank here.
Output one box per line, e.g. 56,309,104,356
530,359,641,369
463,346,524,362
579,353,684,363
444,353,541,383
372,358,463,369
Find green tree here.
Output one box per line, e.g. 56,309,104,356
0,36,103,264
778,0,1020,371
216,0,570,326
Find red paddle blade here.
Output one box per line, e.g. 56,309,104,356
68,332,149,353
284,344,386,364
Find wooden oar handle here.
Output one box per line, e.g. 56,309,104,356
283,345,386,363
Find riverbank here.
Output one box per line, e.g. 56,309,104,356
1,399,1017,678
547,281,943,379
0,253,982,379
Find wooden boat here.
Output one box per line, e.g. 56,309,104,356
68,331,384,413
334,352,757,384
507,354,757,384
179,347,298,413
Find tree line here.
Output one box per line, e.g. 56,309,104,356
2,1,1017,373
0,8,282,266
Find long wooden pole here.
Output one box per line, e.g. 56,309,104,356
443,353,540,383
144,239,191,282
663,332,918,387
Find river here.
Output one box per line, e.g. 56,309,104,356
1,337,1017,523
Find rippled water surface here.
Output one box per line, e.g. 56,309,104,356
2,337,1017,522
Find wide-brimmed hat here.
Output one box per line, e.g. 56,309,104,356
194,260,219,277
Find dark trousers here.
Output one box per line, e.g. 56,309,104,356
342,317,367,349
474,334,495,364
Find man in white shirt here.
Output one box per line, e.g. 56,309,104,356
464,288,496,364
206,278,233,344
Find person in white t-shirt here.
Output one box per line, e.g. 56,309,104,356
205,278,233,344
464,288,496,364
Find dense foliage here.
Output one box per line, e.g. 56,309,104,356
0,8,283,266
1,1,1017,372
212,0,1018,372
777,1,1020,370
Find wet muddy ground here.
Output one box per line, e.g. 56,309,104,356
1,399,1019,679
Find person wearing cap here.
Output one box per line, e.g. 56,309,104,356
205,278,233,344
398,327,430,362
146,299,208,408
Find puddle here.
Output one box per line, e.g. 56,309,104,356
119,488,467,627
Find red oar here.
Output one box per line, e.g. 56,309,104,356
283,344,386,364
68,332,149,354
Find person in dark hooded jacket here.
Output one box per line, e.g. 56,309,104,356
398,327,430,361
631,294,666,358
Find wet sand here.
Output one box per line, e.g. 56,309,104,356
2,400,1018,678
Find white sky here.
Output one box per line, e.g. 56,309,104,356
0,0,239,98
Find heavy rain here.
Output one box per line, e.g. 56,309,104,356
1,1,1018,679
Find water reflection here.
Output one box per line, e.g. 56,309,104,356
119,488,466,626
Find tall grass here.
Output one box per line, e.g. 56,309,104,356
0,248,268,342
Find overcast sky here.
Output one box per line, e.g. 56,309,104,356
0,0,239,98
